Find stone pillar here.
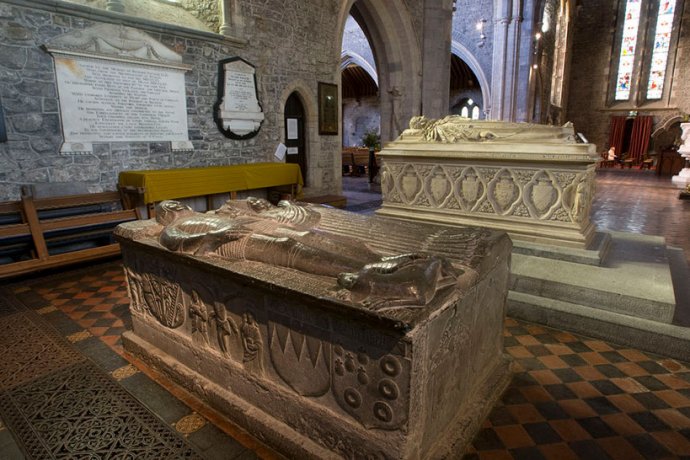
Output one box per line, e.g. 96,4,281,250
421,0,453,119
106,0,125,13
672,123,690,187
489,15,510,120
489,0,537,122
489,0,523,122
219,0,242,37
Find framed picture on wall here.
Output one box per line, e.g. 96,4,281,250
318,82,338,135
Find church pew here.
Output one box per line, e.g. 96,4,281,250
0,191,140,279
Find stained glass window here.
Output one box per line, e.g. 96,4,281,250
614,0,642,100
646,0,676,99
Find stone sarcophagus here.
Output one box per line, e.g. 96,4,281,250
115,199,512,459
377,116,600,248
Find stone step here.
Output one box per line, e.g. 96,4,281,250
667,246,690,326
507,290,690,363
510,232,677,323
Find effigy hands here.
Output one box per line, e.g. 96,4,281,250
337,254,460,310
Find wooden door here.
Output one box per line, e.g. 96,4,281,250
284,93,307,185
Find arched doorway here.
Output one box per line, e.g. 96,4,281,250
449,54,484,119
284,92,307,185
336,0,421,143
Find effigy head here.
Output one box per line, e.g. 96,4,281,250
247,197,273,213
156,200,195,226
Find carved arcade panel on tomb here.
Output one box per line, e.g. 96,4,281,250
381,161,593,224
123,253,412,433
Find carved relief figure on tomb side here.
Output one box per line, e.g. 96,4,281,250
240,312,263,375
565,173,591,223
189,290,210,345
153,199,460,310
211,300,239,358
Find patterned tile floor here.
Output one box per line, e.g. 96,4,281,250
0,168,687,459
0,269,273,460
465,319,690,459
4,262,689,459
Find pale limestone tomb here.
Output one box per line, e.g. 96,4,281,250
377,116,600,248
116,199,512,459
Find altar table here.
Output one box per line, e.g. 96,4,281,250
119,162,303,216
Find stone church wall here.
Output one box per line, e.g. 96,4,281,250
0,0,341,201
566,0,690,152
451,0,494,90
342,96,380,148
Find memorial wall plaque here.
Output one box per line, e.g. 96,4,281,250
214,57,264,140
44,24,194,155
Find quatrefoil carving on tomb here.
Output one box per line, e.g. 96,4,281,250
381,163,406,203
398,165,423,204
453,166,486,212
423,166,453,208
487,169,521,215
523,170,561,220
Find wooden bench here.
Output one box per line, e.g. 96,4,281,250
342,148,380,177
342,150,356,175
0,190,139,279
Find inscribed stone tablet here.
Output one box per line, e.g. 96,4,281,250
55,57,189,144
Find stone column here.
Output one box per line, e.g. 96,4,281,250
671,123,690,187
421,0,453,119
489,0,538,122
219,0,243,37
490,10,516,121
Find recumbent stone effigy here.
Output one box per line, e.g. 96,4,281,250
116,198,512,459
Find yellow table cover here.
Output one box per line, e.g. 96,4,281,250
119,163,303,204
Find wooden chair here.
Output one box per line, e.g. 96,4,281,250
640,154,654,170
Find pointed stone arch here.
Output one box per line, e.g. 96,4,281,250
335,0,422,142
451,41,492,118
340,51,379,86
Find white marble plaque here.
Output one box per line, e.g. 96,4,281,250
217,58,264,138
55,57,190,146
45,24,193,155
